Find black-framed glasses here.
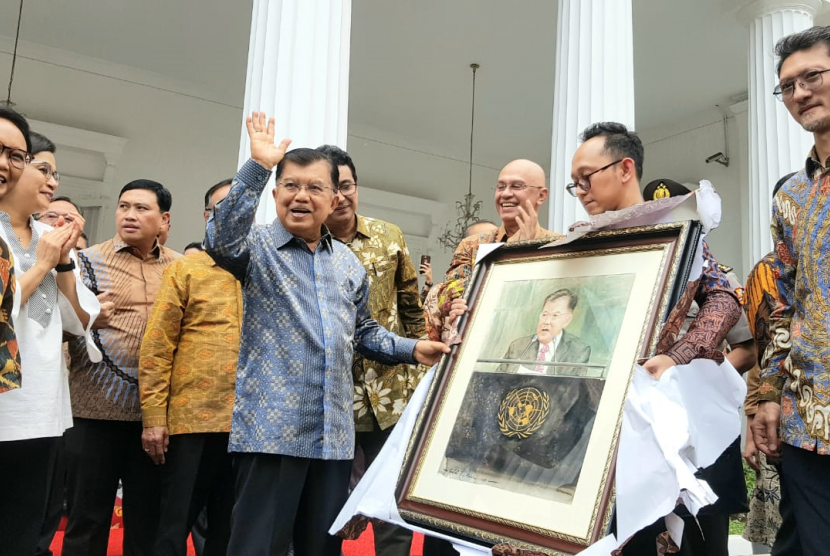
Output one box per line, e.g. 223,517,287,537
0,142,31,170
773,68,830,102
338,181,357,196
278,181,332,196
565,159,623,197
31,160,60,185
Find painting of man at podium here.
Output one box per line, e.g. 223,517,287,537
441,274,635,502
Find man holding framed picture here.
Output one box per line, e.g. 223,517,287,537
568,122,742,556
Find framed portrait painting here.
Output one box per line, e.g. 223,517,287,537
396,221,702,554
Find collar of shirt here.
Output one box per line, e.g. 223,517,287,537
113,235,162,259
495,223,544,242
270,216,334,253
354,215,372,241
806,146,830,179
195,250,220,267
538,332,563,359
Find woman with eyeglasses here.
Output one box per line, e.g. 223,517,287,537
0,129,101,555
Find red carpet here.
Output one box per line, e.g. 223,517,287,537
49,517,424,555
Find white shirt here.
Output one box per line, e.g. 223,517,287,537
517,333,564,375
536,332,563,363
0,219,101,442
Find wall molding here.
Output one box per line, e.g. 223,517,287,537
0,36,240,108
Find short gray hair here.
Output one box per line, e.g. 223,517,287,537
775,26,830,75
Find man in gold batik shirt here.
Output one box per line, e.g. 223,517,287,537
319,145,426,556
139,178,240,556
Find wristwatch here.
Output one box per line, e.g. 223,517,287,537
55,260,76,273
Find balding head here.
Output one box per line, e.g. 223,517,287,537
494,159,549,235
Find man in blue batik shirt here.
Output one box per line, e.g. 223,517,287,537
205,112,449,556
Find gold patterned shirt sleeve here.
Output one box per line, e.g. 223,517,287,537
139,261,186,428
138,251,241,434
394,226,426,340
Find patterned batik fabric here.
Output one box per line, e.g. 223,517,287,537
0,237,20,393
205,160,418,460
139,251,242,435
68,237,181,421
652,241,740,365
424,226,563,342
743,451,782,547
744,253,777,416
761,156,830,453
343,215,426,432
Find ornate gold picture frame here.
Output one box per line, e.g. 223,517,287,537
396,221,702,555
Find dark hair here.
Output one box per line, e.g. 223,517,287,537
775,26,830,75
0,107,31,152
316,144,357,184
275,148,339,191
542,288,579,311
579,122,644,180
204,178,233,210
80,232,88,242
773,172,797,199
184,241,204,252
51,195,83,216
118,179,172,212
29,131,56,155
463,219,496,237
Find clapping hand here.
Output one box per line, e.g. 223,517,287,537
247,112,292,170
507,199,540,242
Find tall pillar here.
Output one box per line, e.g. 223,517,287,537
549,0,636,233
239,0,352,223
739,0,819,268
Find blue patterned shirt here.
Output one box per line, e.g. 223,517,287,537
761,152,830,454
205,159,418,460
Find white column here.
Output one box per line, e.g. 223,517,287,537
739,0,819,266
549,0,636,233
239,0,352,223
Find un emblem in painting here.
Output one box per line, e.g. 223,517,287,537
497,386,550,439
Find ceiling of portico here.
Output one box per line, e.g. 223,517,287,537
0,0,754,198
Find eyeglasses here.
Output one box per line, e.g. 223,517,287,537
38,211,74,224
278,181,332,196
540,311,571,320
774,68,830,102
338,181,357,196
493,181,545,192
565,159,623,197
31,160,61,184
0,142,31,170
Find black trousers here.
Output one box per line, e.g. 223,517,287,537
356,423,414,556
0,436,59,556
155,433,234,556
620,437,744,556
62,418,161,556
774,443,830,556
619,513,728,556
36,433,67,556
227,453,352,556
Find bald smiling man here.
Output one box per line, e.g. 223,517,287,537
424,159,563,342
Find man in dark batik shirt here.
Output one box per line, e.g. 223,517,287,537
569,122,741,556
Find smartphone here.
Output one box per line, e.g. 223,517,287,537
419,255,430,274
